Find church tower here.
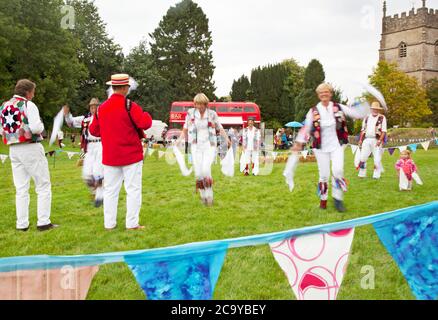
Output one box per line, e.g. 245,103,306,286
379,0,438,85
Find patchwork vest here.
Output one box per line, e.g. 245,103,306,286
364,115,385,140
187,108,219,147
310,103,349,149
0,97,42,145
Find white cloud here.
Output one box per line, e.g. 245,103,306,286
94,0,438,101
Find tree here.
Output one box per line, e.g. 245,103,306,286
369,61,431,127
66,0,124,114
294,59,326,122
0,0,87,125
426,78,438,127
125,41,173,121
230,75,251,101
149,0,216,100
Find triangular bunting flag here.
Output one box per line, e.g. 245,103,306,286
435,139,438,146
399,146,407,152
158,151,165,159
351,145,359,155
0,154,8,164
354,147,361,168
301,150,308,160
272,152,278,161
409,144,418,153
148,148,155,156
373,206,438,300
421,141,430,151
0,265,98,300
125,243,228,300
67,152,76,160
388,148,396,156
270,228,355,300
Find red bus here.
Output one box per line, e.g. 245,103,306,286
169,102,261,129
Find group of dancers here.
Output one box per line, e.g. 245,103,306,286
0,75,422,231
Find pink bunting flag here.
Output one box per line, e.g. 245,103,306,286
0,266,98,300
270,229,355,300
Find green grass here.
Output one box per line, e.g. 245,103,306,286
0,141,437,300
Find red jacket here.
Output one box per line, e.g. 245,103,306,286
89,93,152,166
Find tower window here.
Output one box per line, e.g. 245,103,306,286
399,42,407,58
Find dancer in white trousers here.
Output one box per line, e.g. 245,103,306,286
89,74,153,230
177,93,231,207
242,118,261,176
63,98,104,207
0,79,58,231
292,83,369,212
358,102,387,179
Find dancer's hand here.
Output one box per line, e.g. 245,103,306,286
358,140,363,147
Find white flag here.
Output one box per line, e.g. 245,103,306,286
148,148,155,156
49,109,64,146
221,148,235,177
272,152,278,161
399,170,409,191
354,147,362,168
66,152,76,160
399,146,407,152
173,146,192,177
158,151,165,159
301,150,308,160
0,154,8,164
412,172,423,185
283,153,300,192
351,145,359,155
421,141,430,151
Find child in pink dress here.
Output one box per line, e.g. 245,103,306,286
395,150,418,191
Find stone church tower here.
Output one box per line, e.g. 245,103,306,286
379,0,438,85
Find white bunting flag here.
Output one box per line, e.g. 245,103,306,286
270,229,355,300
412,172,423,186
158,151,165,159
0,154,8,164
272,152,278,161
148,148,155,156
66,152,76,160
351,145,359,155
301,150,308,160
421,141,430,151
399,146,407,153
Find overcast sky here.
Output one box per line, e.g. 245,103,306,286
94,0,438,101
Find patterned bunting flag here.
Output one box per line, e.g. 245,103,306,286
409,144,418,153
0,154,8,164
0,265,98,300
125,243,228,300
373,206,438,300
420,141,430,151
388,148,396,156
270,229,355,300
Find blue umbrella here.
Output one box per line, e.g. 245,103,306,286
285,121,304,128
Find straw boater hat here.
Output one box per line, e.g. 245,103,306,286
106,74,130,86
89,98,99,106
371,101,385,112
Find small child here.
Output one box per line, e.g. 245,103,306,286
395,150,418,191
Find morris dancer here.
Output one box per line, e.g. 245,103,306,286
63,98,104,207
0,79,58,231
292,83,368,212
89,74,153,230
242,117,261,176
357,102,387,179
177,93,231,207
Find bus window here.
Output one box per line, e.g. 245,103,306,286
230,106,241,113
216,106,229,113
172,106,184,112
244,106,256,113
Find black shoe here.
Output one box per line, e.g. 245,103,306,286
17,227,29,232
37,223,60,232
334,200,346,213
94,199,103,208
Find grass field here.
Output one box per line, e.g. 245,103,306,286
0,141,437,300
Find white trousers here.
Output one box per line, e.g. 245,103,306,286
83,142,104,201
9,143,52,229
191,144,216,200
244,150,260,176
314,147,345,201
103,161,143,229
358,138,383,179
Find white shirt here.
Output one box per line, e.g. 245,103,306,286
363,114,387,139
316,102,341,153
184,109,210,146
246,127,256,151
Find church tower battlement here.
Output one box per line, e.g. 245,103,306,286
379,1,438,85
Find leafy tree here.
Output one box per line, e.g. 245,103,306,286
66,0,124,114
369,61,431,127
125,41,173,121
230,75,251,101
149,0,216,100
304,59,325,90
0,0,87,125
426,78,438,127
